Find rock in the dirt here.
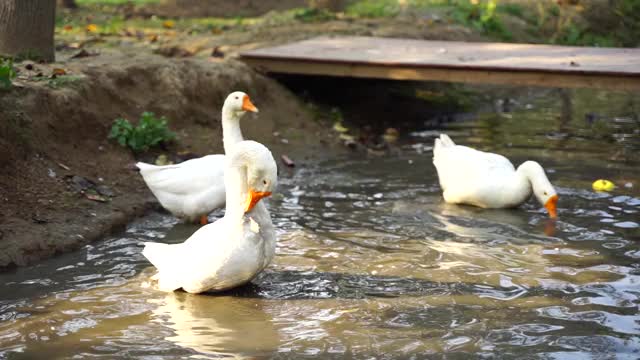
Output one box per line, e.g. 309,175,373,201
68,175,95,192
96,185,115,197
155,45,194,58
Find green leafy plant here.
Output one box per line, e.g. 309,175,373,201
109,112,176,152
0,59,16,90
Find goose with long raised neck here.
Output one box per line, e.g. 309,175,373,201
433,134,559,218
142,140,277,293
136,91,258,224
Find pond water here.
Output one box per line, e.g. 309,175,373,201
1,87,639,359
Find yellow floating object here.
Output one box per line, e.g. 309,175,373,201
592,179,615,192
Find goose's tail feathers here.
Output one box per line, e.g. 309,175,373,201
434,134,456,160
136,162,158,174
142,242,182,292
439,134,455,147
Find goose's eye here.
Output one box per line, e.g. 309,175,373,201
543,191,548,196
235,96,239,100
263,180,267,185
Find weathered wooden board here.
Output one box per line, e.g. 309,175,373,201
240,36,640,91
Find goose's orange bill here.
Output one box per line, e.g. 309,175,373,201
245,189,272,213
242,95,259,113
544,194,559,218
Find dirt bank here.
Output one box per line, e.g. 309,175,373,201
0,51,335,268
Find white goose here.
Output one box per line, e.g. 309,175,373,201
433,134,558,218
143,140,278,293
136,92,258,224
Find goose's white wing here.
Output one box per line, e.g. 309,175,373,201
143,216,268,293
143,219,229,292
137,155,226,220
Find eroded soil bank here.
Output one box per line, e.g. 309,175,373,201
0,52,336,268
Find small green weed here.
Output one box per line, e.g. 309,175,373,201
0,59,16,90
47,75,83,89
109,112,176,152
448,0,512,40
498,3,524,18
293,7,336,22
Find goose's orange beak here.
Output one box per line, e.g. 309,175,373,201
242,95,259,113
544,194,559,218
245,189,271,213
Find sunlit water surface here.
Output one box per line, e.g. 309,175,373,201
1,88,639,359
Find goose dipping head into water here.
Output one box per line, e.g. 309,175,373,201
142,140,278,294
136,92,259,225
433,134,559,218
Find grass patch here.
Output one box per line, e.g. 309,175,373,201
76,0,159,5
346,0,402,18
0,59,16,90
109,112,176,153
56,7,252,37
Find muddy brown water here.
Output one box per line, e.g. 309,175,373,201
1,88,639,359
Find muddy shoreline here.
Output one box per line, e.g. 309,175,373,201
0,52,339,269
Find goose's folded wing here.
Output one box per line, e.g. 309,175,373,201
143,220,228,292
137,155,225,196
433,144,514,190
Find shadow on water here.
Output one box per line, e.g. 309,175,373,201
0,83,639,359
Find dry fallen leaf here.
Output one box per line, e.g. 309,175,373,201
86,24,99,33
281,155,295,167
162,20,175,29
57,162,71,171
339,133,355,141
70,49,95,59
51,68,67,78
333,122,349,133
155,154,173,166
85,193,107,203
382,128,399,144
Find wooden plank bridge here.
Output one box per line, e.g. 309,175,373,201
239,36,640,91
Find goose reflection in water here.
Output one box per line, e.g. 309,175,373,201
151,293,280,358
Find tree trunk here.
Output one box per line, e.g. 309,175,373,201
0,0,57,62
57,0,77,8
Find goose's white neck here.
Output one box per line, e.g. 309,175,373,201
490,164,535,208
506,161,551,205
224,161,248,220
223,151,268,221
221,105,244,154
